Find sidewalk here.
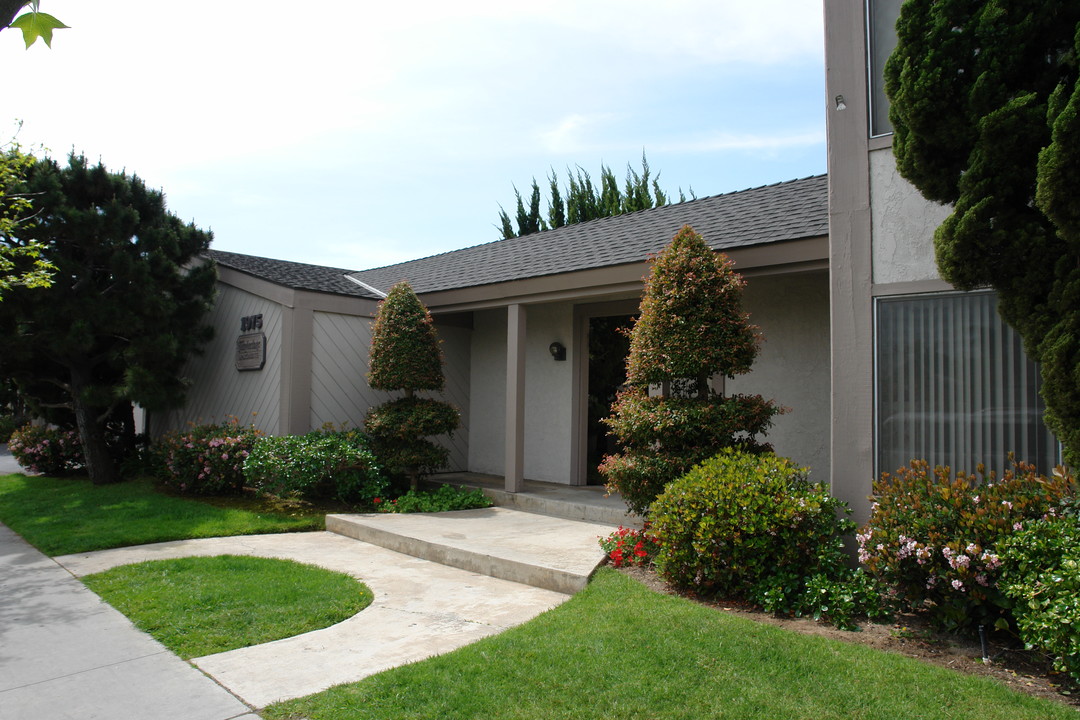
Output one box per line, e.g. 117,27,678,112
0,523,257,720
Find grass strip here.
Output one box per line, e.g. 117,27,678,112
83,554,372,658
0,473,321,556
265,568,1074,720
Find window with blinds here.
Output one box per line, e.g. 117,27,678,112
875,291,1060,476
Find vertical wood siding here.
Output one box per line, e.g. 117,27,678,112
310,312,470,471
151,284,283,436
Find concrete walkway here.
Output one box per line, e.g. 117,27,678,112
0,523,257,720
52,531,572,709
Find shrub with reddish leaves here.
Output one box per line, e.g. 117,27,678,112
858,459,1076,633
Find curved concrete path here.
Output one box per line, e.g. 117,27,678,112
0,523,257,720
53,532,570,708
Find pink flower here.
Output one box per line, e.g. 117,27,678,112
951,579,965,591
1013,522,1023,531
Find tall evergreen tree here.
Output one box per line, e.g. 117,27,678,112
0,153,216,484
364,281,459,491
0,134,53,298
497,154,676,238
599,226,781,515
886,0,1080,463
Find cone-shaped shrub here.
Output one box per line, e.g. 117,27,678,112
364,282,458,490
600,225,781,516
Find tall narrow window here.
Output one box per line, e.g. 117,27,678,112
876,292,1059,475
867,0,902,136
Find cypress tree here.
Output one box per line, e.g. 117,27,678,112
0,153,216,484
547,169,566,230
886,0,1080,463
599,226,781,515
364,281,459,491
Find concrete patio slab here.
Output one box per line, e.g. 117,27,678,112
55,530,570,708
327,506,613,593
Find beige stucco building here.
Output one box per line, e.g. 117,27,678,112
155,1,1060,521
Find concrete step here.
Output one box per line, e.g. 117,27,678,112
427,473,642,528
326,507,615,594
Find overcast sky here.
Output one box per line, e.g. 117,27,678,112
2,1,827,271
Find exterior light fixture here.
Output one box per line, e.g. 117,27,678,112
549,341,566,361
834,94,847,111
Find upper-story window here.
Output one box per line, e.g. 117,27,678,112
868,0,902,137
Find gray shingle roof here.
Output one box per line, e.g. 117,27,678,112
348,174,827,295
206,249,380,299
207,174,827,299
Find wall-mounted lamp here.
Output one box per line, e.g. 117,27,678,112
834,94,847,111
549,341,566,361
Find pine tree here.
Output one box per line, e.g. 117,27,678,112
364,281,459,491
599,226,781,516
547,169,566,230
886,0,1080,463
0,153,216,484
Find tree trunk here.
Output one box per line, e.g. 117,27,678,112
69,365,118,485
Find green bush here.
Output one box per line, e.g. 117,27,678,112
244,429,388,505
153,419,264,495
651,449,853,606
7,424,84,475
792,569,898,632
379,484,492,513
858,459,1076,633
999,515,1080,682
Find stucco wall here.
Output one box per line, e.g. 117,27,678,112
870,148,951,284
310,311,470,471
467,303,575,483
468,309,506,475
151,283,283,436
726,272,831,479
522,303,574,483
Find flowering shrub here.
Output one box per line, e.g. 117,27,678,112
858,459,1075,632
999,515,1080,682
792,569,898,631
598,524,661,568
243,429,388,505
377,484,492,513
153,419,264,495
651,449,853,603
7,424,84,475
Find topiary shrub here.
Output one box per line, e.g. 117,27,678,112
7,423,84,475
600,226,781,516
364,281,459,491
153,419,263,495
858,459,1076,633
243,428,389,505
999,514,1080,682
651,449,853,604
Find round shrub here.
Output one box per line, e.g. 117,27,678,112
7,423,84,475
858,459,1076,633
243,429,388,505
153,419,263,495
650,449,853,601
999,515,1080,682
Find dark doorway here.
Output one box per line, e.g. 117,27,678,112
586,314,635,484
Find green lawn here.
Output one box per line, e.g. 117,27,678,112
0,473,321,556
265,569,1075,720
83,554,372,658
